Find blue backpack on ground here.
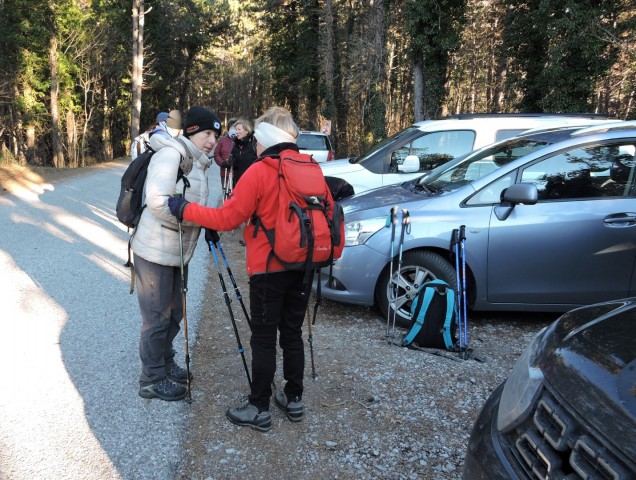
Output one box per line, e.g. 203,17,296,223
402,279,457,350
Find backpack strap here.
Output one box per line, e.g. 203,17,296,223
402,284,437,346
175,137,195,175
441,286,456,349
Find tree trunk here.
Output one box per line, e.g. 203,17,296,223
372,0,385,84
413,59,424,122
49,35,65,168
493,4,515,112
322,0,336,138
131,0,144,141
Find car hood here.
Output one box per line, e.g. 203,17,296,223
340,183,433,218
320,158,362,175
539,299,636,459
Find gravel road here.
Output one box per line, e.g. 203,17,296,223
0,162,556,479
1,161,214,479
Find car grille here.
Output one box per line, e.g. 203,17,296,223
502,388,635,479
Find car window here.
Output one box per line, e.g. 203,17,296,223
389,130,476,174
297,134,328,150
521,143,636,200
420,137,552,194
354,126,420,165
466,173,515,205
495,129,528,142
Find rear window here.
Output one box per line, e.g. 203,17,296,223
298,134,330,150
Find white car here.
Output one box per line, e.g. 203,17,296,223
320,114,613,195
297,131,335,163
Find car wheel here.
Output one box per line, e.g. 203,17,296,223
375,250,458,329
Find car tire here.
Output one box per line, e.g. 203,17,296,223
375,250,458,329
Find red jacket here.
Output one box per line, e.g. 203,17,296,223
213,134,234,167
184,148,298,276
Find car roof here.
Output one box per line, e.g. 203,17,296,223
298,131,328,136
517,120,636,142
419,122,636,184
412,114,612,133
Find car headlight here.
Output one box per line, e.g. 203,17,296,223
496,327,547,433
345,217,387,246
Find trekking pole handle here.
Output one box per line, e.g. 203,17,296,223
459,225,466,241
402,209,411,234
386,205,398,228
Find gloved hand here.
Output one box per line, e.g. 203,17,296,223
168,195,190,222
205,228,220,245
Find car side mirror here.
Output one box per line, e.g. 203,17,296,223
398,155,420,173
495,183,539,221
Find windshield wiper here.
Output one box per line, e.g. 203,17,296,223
413,182,437,194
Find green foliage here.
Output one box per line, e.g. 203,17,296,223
0,0,634,166
404,0,467,117
504,0,625,113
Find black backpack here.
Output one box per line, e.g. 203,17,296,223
116,148,156,229
402,279,457,350
117,139,191,229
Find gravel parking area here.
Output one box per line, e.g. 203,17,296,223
178,229,557,479
0,163,557,479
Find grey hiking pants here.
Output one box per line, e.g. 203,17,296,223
134,253,187,386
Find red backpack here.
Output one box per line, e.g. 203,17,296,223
254,150,344,284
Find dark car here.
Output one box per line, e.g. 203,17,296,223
463,298,636,479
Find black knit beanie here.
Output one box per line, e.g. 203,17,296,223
183,106,222,138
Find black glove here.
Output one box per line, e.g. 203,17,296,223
205,228,220,245
168,195,189,222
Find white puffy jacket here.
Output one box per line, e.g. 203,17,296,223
131,133,215,266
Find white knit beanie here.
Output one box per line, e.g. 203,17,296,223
254,122,297,149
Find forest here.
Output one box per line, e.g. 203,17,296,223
0,0,634,168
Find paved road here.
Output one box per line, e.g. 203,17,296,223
0,160,221,479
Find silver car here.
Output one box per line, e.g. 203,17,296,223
320,122,636,326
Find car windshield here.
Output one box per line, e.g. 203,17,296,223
352,126,420,164
414,137,554,194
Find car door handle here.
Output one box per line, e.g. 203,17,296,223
604,213,636,226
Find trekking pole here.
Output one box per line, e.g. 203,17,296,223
207,236,252,388
451,229,464,351
390,209,410,343
214,238,251,325
385,206,398,342
459,225,469,359
222,169,228,202
176,196,193,404
307,270,321,381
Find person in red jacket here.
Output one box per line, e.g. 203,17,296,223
212,117,237,192
168,106,307,432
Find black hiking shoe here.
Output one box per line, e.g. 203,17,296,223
274,391,304,422
139,378,187,401
226,402,272,432
167,364,192,385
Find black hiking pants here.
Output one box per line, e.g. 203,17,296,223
248,270,310,411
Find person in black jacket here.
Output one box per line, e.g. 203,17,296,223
231,117,258,186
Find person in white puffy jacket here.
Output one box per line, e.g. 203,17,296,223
133,106,222,401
